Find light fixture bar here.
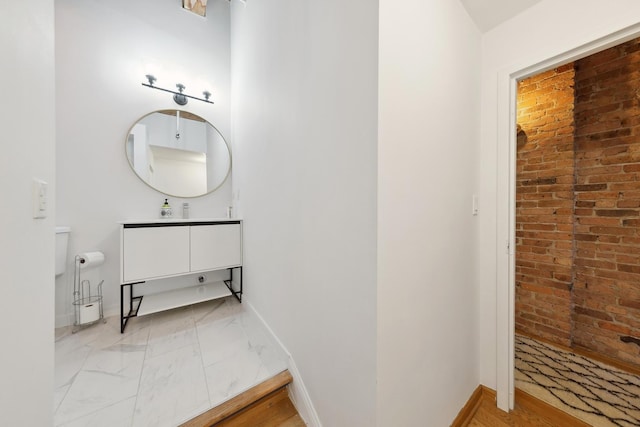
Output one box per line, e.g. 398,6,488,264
142,75,214,105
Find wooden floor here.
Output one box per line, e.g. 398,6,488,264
460,387,590,427
214,387,305,427
180,370,305,427
184,365,599,427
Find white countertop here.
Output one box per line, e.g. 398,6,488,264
119,217,242,225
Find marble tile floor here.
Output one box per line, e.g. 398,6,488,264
54,297,288,427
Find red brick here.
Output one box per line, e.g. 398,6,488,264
598,321,632,335
575,183,608,191
517,37,640,366
617,200,640,208
589,226,636,236
595,209,638,217
618,264,640,274
619,299,640,310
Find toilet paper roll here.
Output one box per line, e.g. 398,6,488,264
78,251,105,269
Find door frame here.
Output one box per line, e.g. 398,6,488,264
495,22,640,411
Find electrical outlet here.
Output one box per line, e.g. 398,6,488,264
32,178,48,219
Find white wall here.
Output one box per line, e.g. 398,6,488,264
0,1,55,425
55,0,232,326
377,0,481,425
478,0,640,407
231,1,378,425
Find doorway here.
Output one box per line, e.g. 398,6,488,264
493,22,640,413
511,37,640,425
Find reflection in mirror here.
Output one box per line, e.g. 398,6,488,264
125,110,231,198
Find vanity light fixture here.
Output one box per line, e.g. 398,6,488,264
142,74,214,105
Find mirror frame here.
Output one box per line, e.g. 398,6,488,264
124,109,232,198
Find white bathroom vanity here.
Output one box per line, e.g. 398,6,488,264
119,218,242,332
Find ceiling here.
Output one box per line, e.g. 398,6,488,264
460,0,542,32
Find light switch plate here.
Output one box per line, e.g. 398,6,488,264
33,178,48,219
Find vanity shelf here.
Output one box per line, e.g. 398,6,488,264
119,219,242,333
136,281,231,317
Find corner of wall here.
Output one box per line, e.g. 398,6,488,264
245,301,322,427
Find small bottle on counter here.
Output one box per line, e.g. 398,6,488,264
183,202,190,219
160,199,172,218
226,206,233,218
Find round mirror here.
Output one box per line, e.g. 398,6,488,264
125,110,231,198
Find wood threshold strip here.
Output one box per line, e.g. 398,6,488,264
180,370,293,427
514,388,591,427
451,385,590,427
212,387,304,427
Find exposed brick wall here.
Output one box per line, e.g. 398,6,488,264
516,38,640,366
572,38,640,365
515,65,576,346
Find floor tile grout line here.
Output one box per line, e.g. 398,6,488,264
129,317,153,427
55,319,141,426
54,328,106,421
193,303,215,410
54,298,289,427
57,395,138,427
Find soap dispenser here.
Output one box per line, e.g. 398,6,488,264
160,199,172,218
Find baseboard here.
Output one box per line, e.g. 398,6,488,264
450,385,491,427
450,384,590,427
55,313,74,329
245,301,322,427
282,349,322,427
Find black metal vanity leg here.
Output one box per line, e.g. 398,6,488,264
120,285,124,333
225,267,243,303
231,267,237,301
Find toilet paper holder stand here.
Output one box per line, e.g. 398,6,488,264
72,254,106,333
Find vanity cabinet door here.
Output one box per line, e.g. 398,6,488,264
190,224,242,272
123,226,190,282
